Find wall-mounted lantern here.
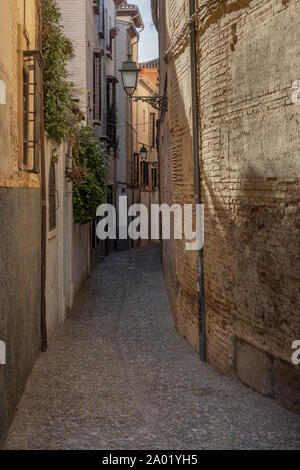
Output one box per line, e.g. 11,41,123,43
119,56,168,112
140,145,148,161
119,55,139,97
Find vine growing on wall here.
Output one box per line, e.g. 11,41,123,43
41,0,109,225
41,0,75,143
71,127,109,225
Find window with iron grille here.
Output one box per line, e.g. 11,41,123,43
107,79,116,142
152,168,158,188
141,161,149,186
150,113,156,147
93,52,102,122
23,65,29,165
23,51,42,172
49,161,56,231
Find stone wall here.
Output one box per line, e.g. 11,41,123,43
0,188,41,445
0,0,42,444
158,0,200,353
156,0,300,413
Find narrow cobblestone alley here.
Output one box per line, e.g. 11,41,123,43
5,248,300,450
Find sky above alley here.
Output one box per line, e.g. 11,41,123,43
135,0,159,62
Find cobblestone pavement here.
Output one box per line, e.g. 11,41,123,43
5,247,300,450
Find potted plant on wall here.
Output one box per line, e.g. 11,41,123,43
93,1,99,15
110,27,118,39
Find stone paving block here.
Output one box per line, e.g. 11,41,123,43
4,248,300,450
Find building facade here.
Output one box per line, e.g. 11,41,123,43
0,0,121,445
116,3,160,248
116,1,143,249
152,0,300,413
0,0,43,444
135,60,160,247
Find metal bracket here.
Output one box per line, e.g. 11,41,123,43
132,95,168,113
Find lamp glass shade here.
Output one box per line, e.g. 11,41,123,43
119,56,138,96
140,145,148,160
122,71,137,89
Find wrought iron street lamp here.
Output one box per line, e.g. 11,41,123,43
148,162,159,168
140,144,148,161
119,55,139,97
119,56,168,112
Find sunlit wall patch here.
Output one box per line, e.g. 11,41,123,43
0,341,6,365
0,80,6,104
291,80,300,104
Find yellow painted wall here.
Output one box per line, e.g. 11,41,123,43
0,0,41,188
136,69,159,167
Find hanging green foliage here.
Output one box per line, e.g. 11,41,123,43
41,1,109,225
41,0,76,143
72,127,109,225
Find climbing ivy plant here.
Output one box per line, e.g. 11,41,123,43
41,0,109,224
41,0,75,143
72,127,109,225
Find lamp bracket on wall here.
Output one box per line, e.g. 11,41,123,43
132,95,168,113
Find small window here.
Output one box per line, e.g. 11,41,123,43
23,66,29,165
152,168,158,188
150,113,156,147
49,161,56,231
93,52,102,122
106,79,117,145
23,51,42,172
141,161,149,186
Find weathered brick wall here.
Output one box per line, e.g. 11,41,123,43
198,0,300,412
158,0,300,412
158,0,200,352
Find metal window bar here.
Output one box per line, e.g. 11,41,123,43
93,52,101,122
23,65,29,165
152,168,158,188
107,80,117,143
141,162,149,186
23,50,43,173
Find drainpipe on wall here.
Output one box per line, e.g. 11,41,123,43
37,0,47,352
189,0,206,362
40,75,47,352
